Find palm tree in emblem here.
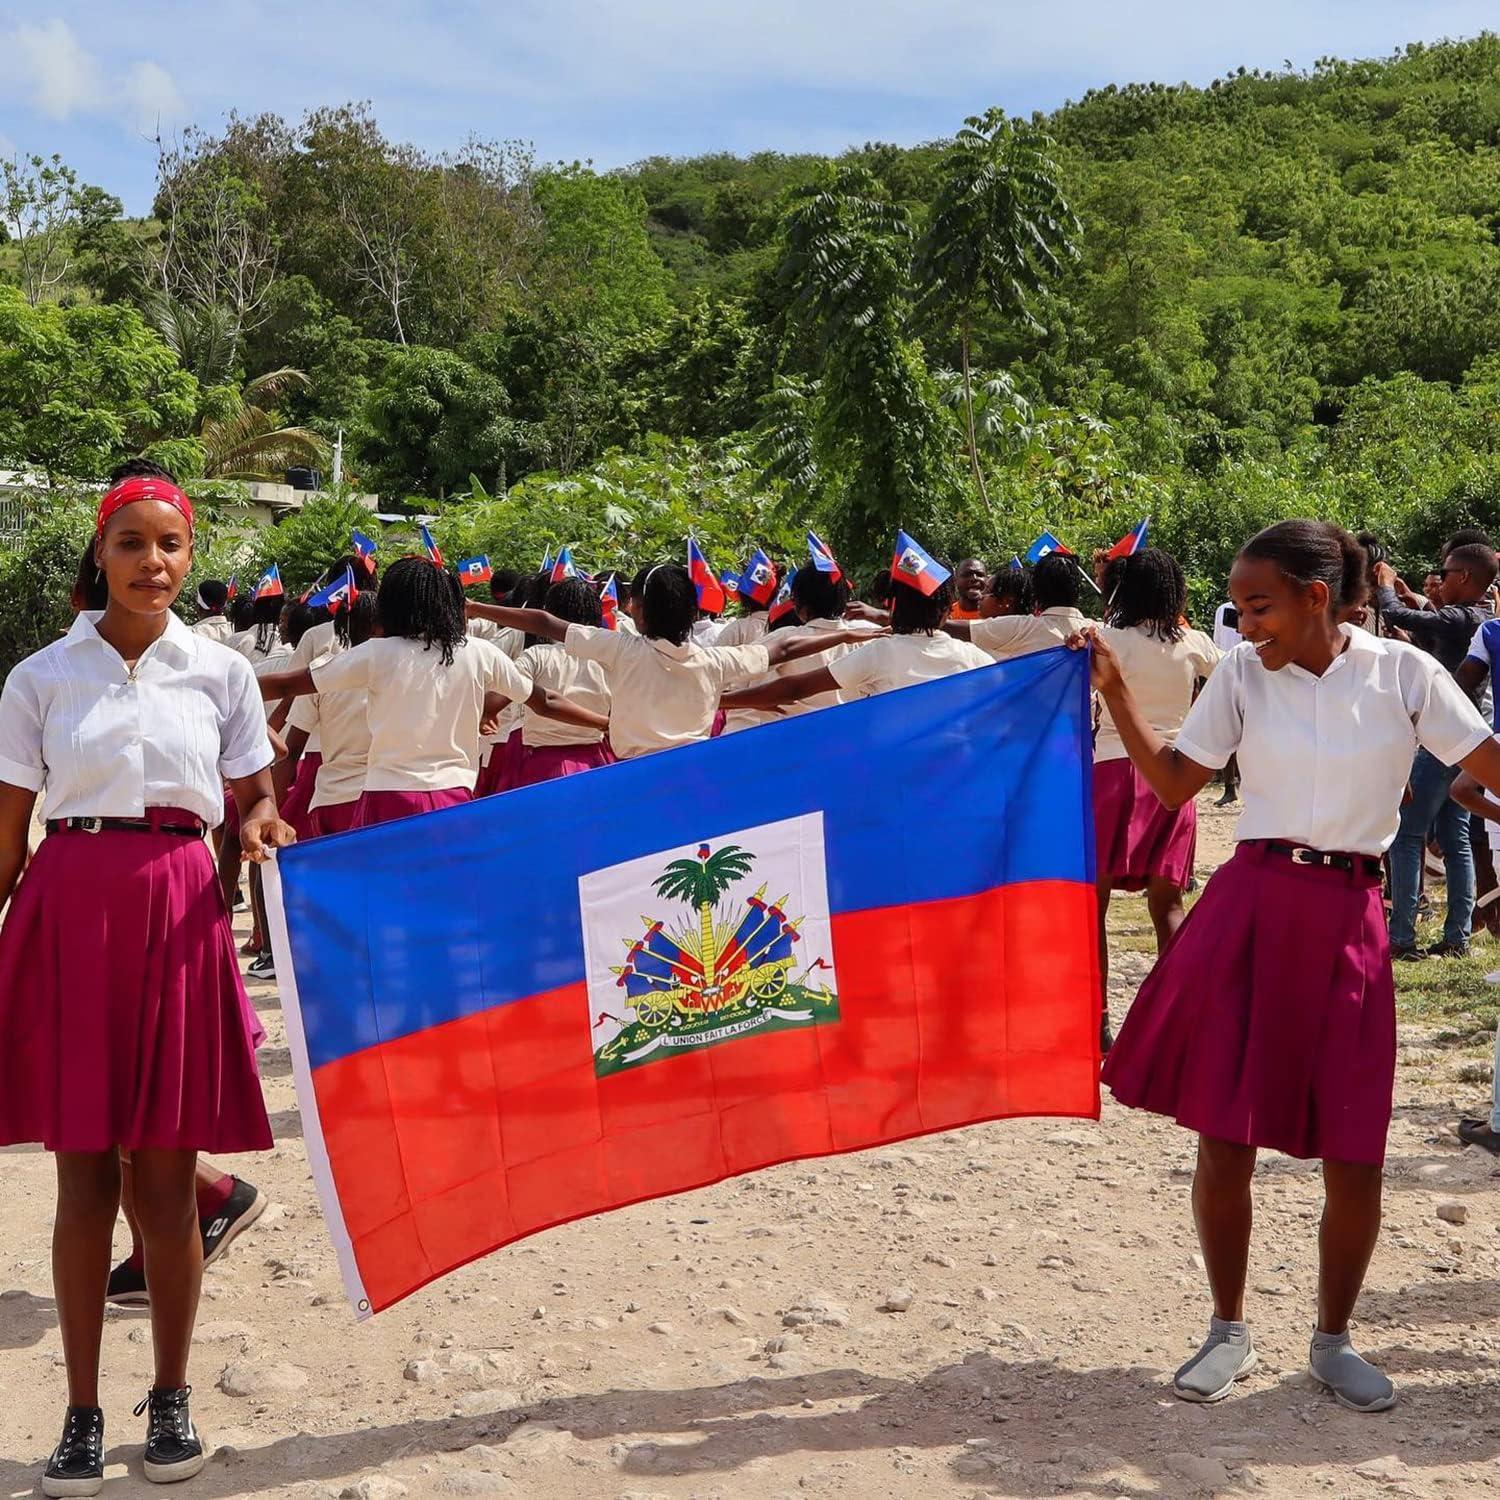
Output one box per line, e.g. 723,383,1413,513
653,843,754,995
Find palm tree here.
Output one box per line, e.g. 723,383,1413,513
196,367,331,481
653,844,755,989
914,110,1081,512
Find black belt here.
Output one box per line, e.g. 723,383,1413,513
1266,841,1381,879
46,816,204,838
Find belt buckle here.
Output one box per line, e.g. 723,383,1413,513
1289,846,1315,866
77,817,103,834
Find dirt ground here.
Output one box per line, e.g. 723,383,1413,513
4,794,1500,1498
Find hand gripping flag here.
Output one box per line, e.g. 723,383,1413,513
1106,518,1150,561
891,530,951,597
418,525,444,567
551,547,579,583
739,548,778,608
307,566,357,615
687,537,726,614
807,531,843,582
352,529,378,561
457,555,493,587
266,650,1101,1316
253,564,284,600
599,575,620,630
1026,531,1073,564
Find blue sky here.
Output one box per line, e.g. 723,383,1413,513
2,2,1498,212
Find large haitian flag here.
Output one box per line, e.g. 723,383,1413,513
266,646,1100,1317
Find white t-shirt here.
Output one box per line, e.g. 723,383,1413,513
969,605,1089,661
0,610,272,828
1212,602,1243,653
827,632,992,698
1174,627,1491,856
1094,625,1221,763
312,636,532,792
193,615,234,644
288,650,371,810
519,643,612,748
565,624,770,759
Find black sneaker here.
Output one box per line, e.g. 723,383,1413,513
105,1258,148,1307
202,1177,267,1269
1391,945,1428,963
1426,940,1471,959
42,1405,104,1497
136,1386,206,1485
1458,1118,1500,1155
246,951,275,980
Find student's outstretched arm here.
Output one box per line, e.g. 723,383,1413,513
466,601,569,644
1074,630,1214,810
1458,737,1500,808
255,667,317,701
227,766,297,862
526,685,611,732
1453,768,1500,823
721,667,841,711
765,628,876,667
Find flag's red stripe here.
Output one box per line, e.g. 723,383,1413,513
312,879,1100,1313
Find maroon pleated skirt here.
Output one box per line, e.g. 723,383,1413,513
475,729,523,798
1093,757,1196,892
279,752,322,840
514,738,614,787
352,788,472,828
0,814,273,1153
1102,840,1395,1165
310,798,360,837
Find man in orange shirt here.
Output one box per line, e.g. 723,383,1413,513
951,557,988,621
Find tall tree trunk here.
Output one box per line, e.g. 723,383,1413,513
698,901,718,988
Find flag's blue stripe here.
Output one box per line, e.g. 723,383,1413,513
280,646,1095,1070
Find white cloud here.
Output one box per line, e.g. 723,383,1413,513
0,16,184,138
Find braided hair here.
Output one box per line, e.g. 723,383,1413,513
1107,547,1186,642
377,556,467,666
890,574,955,635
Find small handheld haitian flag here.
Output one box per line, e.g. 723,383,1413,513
1026,531,1073,564
254,564,284,600
419,525,444,567
719,569,741,601
739,548,778,608
550,547,579,583
267,647,1101,1316
1106,518,1150,561
807,531,843,582
352,529,378,561
308,566,357,615
226,574,238,602
539,547,554,576
891,530,950,596
457,555,493,587
768,567,797,624
687,537,726,614
599,575,620,630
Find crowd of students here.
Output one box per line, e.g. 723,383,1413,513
10,455,1500,1491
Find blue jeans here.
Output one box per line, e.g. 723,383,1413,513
1388,748,1474,951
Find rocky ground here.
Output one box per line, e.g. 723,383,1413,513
5,795,1500,1498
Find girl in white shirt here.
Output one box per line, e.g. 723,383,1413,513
1093,548,1221,1049
259,558,607,827
1083,519,1500,1415
722,559,987,711
513,577,616,787
0,467,291,1495
469,563,863,759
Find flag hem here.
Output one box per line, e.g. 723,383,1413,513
264,857,374,1320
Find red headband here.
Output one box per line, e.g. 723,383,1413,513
96,476,195,536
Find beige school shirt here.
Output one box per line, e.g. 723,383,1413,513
724,616,882,731
827,632,991,698
519,643,612,748
564,624,770,759
469,618,526,760
287,650,371,810
969,605,1089,661
312,636,532,792
193,615,235,644
1094,625,1221,764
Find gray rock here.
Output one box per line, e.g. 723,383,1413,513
339,1478,408,1500
880,1287,914,1313
218,1361,308,1398
1437,1200,1469,1225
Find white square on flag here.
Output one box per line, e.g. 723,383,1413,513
578,813,840,1077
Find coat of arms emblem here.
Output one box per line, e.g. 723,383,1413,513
579,815,840,1076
